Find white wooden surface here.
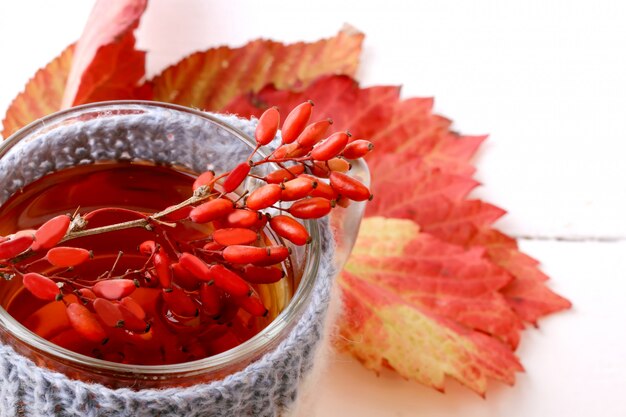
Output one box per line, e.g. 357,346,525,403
1,1,625,416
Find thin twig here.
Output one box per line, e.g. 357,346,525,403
60,188,215,243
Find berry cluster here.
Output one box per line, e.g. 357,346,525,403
0,101,373,361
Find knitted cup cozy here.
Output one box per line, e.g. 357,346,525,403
0,107,337,417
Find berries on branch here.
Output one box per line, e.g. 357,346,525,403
0,101,373,352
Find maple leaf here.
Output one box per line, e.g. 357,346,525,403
470,230,572,324
62,0,148,107
364,153,479,218
337,217,523,394
227,74,570,391
1,45,74,139
1,0,147,139
225,75,570,328
225,75,485,176
150,28,364,111
378,185,571,324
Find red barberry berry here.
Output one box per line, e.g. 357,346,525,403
281,101,314,144
241,265,285,284
255,107,280,146
119,297,146,320
32,215,71,251
296,119,333,148
326,158,351,173
117,302,149,332
342,139,374,159
208,264,251,297
329,171,372,201
306,177,338,200
93,279,136,300
0,234,34,260
225,209,262,228
93,298,125,328
235,291,268,317
179,253,213,281
46,247,91,267
212,228,258,246
222,245,289,265
65,303,107,343
139,240,157,255
171,262,200,290
162,287,198,317
288,197,333,219
199,283,221,316
222,162,251,193
269,215,311,245
264,165,305,183
190,198,234,223
310,132,350,161
153,248,173,288
192,170,215,192
23,273,61,301
280,176,317,201
246,184,282,210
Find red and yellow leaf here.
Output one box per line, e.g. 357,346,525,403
1,45,74,139
2,0,148,138
337,218,523,394
62,0,148,107
151,28,364,111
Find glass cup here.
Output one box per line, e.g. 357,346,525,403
0,101,368,413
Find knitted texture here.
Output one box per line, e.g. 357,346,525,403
0,106,337,417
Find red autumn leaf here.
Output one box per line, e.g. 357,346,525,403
227,74,570,392
337,217,523,394
225,75,485,177
1,0,148,138
365,153,480,217
62,0,148,107
225,75,570,323
470,229,571,324
149,27,364,111
1,45,74,139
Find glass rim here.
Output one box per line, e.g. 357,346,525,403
0,100,323,376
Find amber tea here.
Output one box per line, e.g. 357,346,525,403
0,162,294,365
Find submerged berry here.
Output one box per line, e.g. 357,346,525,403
209,264,251,297
241,265,285,284
46,247,91,267
93,279,136,300
212,228,258,246
23,273,61,301
66,303,107,343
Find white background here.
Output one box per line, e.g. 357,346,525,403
1,1,626,416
